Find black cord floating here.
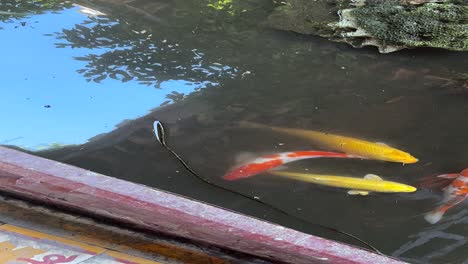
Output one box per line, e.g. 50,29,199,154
152,120,384,256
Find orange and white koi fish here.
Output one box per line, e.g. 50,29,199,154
239,121,418,164
425,168,468,224
223,151,356,180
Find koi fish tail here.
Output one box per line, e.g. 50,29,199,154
424,199,462,224
424,208,446,224
222,158,284,181
223,173,246,181
418,175,454,189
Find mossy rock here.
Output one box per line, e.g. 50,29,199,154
265,0,344,36
267,0,468,53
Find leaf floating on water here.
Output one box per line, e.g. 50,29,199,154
153,120,167,146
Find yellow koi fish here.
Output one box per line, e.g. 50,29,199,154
239,121,418,164
270,171,417,195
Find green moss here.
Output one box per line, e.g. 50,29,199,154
266,0,341,36
206,0,259,16
207,0,235,15
351,3,468,50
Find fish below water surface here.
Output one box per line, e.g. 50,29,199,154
223,151,356,180
425,168,468,224
239,121,418,164
270,171,417,195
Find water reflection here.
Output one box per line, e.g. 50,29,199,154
393,210,467,263
1,0,467,263
0,1,234,150
55,15,237,87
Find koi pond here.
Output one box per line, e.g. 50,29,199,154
1,1,467,263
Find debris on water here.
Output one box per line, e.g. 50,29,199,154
241,71,252,78
388,68,428,81
153,120,167,146
226,105,244,113
385,96,405,104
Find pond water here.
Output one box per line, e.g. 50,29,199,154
1,1,467,263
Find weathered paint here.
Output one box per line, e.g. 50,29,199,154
0,196,237,264
0,224,162,263
0,146,406,264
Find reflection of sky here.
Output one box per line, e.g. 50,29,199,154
0,7,207,150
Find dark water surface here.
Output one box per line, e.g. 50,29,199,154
1,1,467,263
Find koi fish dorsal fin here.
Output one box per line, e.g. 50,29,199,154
376,142,389,146
436,173,459,179
234,152,258,165
348,190,369,195
364,174,383,180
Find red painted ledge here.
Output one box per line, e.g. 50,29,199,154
0,146,405,264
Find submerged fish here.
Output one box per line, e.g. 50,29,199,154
239,121,418,164
270,171,417,195
424,168,468,224
223,151,356,180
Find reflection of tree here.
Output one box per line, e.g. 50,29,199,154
2,0,273,90
0,0,70,23
53,7,240,88
164,91,186,105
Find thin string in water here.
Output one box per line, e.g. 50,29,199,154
152,120,384,256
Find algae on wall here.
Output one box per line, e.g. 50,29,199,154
267,0,468,53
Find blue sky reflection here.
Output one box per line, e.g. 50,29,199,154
0,6,212,150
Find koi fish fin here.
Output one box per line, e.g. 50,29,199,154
234,152,258,165
424,209,444,224
460,168,468,176
270,165,288,171
418,174,453,189
437,173,459,179
364,174,383,180
348,190,369,195
376,142,389,146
